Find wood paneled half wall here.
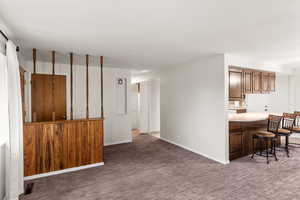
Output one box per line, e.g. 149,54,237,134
24,118,104,176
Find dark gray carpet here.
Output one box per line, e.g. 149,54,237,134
21,135,300,200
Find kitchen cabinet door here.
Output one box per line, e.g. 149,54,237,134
243,70,253,94
252,71,262,93
261,72,269,93
229,131,244,160
229,68,244,100
269,72,276,92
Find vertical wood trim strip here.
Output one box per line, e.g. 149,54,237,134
70,53,73,120
100,56,104,118
52,51,55,75
100,56,104,162
52,51,56,121
33,48,37,74
32,48,37,121
86,55,89,119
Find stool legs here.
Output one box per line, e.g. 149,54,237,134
266,139,269,164
251,136,255,159
286,135,290,157
260,139,262,156
251,136,278,164
273,139,278,161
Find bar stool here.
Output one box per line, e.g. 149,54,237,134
251,115,282,164
275,113,296,157
293,111,300,133
288,111,300,147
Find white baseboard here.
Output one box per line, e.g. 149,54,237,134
24,162,104,181
3,196,18,200
159,137,230,165
104,140,132,146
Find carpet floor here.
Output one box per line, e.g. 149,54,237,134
21,135,300,200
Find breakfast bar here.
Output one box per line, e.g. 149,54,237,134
229,112,281,160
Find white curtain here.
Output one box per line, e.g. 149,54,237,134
5,40,24,200
0,53,9,200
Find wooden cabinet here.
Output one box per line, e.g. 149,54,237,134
229,120,273,160
243,70,253,94
229,67,276,99
229,126,244,160
269,72,276,92
252,71,262,93
24,118,104,176
261,72,270,93
229,68,244,100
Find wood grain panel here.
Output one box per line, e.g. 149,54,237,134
31,74,54,122
24,118,104,176
68,122,77,168
54,76,67,120
31,74,67,122
23,125,37,176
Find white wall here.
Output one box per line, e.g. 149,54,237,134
23,60,132,146
289,70,300,112
160,54,228,164
246,74,290,113
149,79,160,132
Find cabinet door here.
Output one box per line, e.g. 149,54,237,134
31,74,67,122
229,68,244,100
53,75,67,120
229,131,244,160
261,72,269,93
252,71,262,93
243,70,253,94
269,73,276,92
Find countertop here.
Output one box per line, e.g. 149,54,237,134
228,112,281,122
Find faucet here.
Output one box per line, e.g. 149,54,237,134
264,105,268,112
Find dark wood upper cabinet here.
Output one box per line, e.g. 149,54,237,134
243,70,253,94
261,72,270,93
229,67,244,100
229,67,275,99
252,71,262,93
269,72,276,92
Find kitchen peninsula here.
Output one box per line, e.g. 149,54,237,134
229,112,281,160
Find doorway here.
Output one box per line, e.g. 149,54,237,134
131,79,160,138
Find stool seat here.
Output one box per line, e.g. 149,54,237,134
277,128,291,135
293,126,300,132
256,131,276,138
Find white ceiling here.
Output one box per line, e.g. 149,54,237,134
1,0,300,70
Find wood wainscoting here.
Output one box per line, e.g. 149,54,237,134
24,118,104,177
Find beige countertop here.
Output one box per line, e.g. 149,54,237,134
228,112,282,122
